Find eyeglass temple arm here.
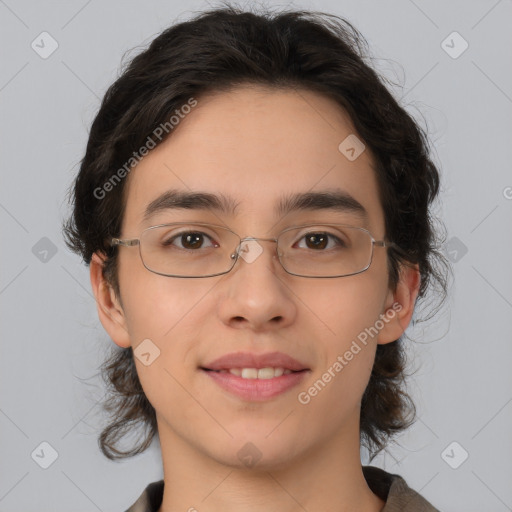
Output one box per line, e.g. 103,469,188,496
374,240,397,249
111,238,140,247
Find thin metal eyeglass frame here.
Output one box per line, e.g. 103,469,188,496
110,222,396,278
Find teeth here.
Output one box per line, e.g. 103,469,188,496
241,368,258,379
225,367,292,379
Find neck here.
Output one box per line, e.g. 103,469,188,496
156,414,385,512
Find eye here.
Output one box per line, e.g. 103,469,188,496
295,231,346,250
162,230,219,250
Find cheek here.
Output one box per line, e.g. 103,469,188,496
307,263,389,344
298,265,389,390
117,259,218,390
118,253,207,340
294,280,385,428
119,273,209,414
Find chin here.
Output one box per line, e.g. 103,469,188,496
205,434,307,472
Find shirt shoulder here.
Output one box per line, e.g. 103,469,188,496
124,467,441,512
363,465,441,512
124,479,164,512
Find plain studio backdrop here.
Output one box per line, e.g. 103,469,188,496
1,0,511,511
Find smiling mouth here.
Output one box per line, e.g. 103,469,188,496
200,367,306,379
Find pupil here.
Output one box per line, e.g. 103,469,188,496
306,234,327,250
183,233,203,249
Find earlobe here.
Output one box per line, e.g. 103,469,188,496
377,263,421,345
90,252,131,348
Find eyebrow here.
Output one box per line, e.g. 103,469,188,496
142,188,368,223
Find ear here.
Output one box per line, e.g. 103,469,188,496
90,252,131,348
377,263,421,345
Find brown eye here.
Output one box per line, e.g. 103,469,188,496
162,231,217,250
181,232,205,249
296,232,345,250
305,233,328,250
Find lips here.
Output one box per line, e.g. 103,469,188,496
200,351,310,400
201,351,309,372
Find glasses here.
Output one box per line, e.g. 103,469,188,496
110,222,395,278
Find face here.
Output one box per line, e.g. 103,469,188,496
97,85,410,470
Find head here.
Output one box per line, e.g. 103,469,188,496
63,5,448,464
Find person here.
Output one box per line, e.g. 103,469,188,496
63,4,449,511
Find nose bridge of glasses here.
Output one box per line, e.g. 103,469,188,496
239,236,278,244
231,236,280,261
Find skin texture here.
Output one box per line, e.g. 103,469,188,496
90,85,420,512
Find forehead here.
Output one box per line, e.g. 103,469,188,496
121,85,384,234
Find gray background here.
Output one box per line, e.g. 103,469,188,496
1,0,511,510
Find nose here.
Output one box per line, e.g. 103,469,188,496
218,237,297,332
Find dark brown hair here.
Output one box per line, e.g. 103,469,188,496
63,4,449,461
